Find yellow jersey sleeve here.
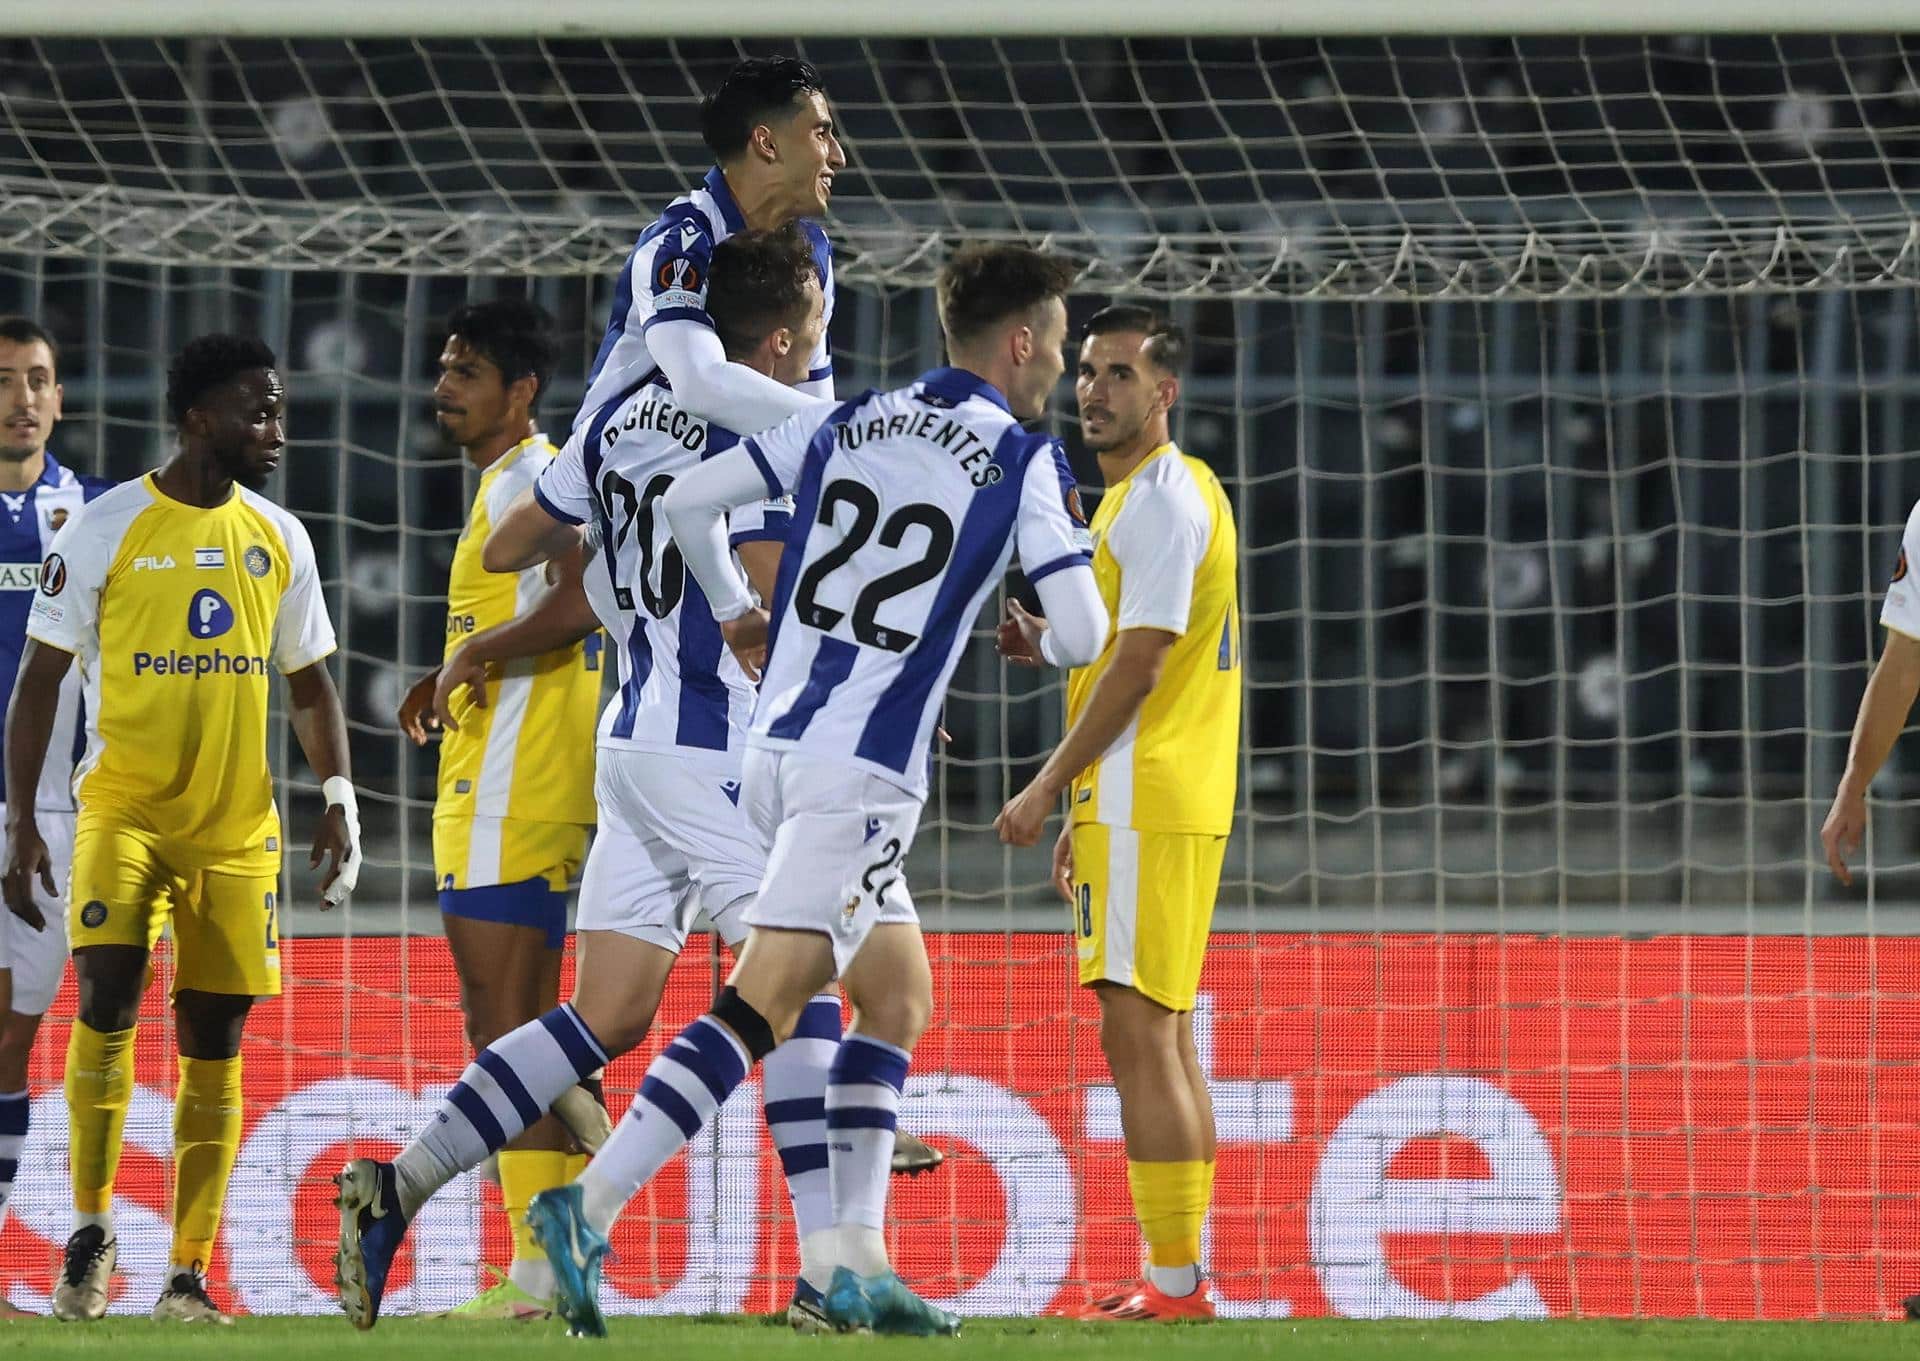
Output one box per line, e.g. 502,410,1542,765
1066,445,1241,836
435,437,601,827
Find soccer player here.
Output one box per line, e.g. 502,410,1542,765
575,54,841,440
392,299,602,1320
0,318,111,1309
994,307,1240,1321
1,334,359,1323
336,225,853,1334
571,48,945,1179
523,243,1108,1339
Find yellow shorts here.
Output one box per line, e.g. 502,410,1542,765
1071,822,1226,1012
431,814,588,895
69,820,282,997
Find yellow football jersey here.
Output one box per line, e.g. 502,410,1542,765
26,473,337,861
1066,442,1240,836
436,435,600,826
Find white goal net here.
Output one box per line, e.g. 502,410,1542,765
0,24,1917,1321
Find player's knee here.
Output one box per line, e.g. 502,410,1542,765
74,954,144,1033
710,985,782,1061
575,994,658,1057
174,989,254,1060
849,985,931,1051
0,1020,36,1090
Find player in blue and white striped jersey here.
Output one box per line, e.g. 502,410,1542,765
575,56,842,438
335,228,855,1334
0,318,110,1293
526,246,1111,1338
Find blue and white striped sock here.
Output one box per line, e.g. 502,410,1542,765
396,1003,608,1216
0,1089,26,1232
763,993,839,1244
825,1034,910,1277
580,1015,750,1234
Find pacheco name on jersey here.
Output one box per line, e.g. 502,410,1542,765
604,391,707,454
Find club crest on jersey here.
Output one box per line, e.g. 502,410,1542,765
38,552,65,596
80,900,107,928
48,507,67,531
188,588,235,639
1896,549,1910,584
244,545,271,578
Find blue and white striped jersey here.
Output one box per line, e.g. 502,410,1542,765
574,167,836,430
538,375,796,764
0,453,112,810
742,367,1094,799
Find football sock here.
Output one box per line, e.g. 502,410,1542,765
0,1089,26,1234
763,991,839,1278
579,1015,750,1234
825,1033,909,1278
172,1054,243,1268
500,1148,568,1300
66,1021,135,1224
1128,1158,1209,1296
396,1003,608,1218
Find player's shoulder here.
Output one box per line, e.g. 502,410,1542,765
500,435,559,486
78,472,116,501
798,217,833,279
235,487,315,566
1903,495,1920,536
63,476,155,538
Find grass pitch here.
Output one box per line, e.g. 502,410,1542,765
2,1316,1918,1361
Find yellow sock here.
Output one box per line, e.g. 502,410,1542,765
564,1153,589,1181
1126,1159,1209,1268
172,1055,243,1268
65,1022,136,1217
499,1149,571,1265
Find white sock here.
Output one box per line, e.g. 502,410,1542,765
762,993,838,1248
510,1256,556,1301
398,1004,609,1218
799,1227,838,1293
580,1015,751,1233
824,1034,909,1275
1149,1262,1201,1297
0,1089,25,1235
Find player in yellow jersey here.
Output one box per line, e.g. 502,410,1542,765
392,300,602,1320
997,306,1239,1322
1,334,358,1324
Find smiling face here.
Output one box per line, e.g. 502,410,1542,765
0,336,61,465
770,89,846,219
195,368,285,491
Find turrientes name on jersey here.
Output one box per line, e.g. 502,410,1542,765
132,648,272,677
835,406,1003,486
604,393,707,454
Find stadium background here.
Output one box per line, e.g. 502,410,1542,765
1,26,1920,1318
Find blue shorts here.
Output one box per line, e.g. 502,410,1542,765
439,878,570,951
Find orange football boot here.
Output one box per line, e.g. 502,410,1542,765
1098,1280,1217,1321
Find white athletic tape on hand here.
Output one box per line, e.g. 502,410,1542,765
321,775,362,907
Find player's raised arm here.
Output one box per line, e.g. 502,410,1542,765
483,484,584,574
1,639,73,927
1823,505,1920,886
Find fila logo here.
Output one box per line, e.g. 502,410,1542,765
134,554,177,571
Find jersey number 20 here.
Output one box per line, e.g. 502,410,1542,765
597,469,685,621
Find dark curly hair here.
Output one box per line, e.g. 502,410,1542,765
700,56,828,161
707,223,819,360
166,334,277,427
446,298,555,413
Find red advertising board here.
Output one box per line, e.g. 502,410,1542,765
2,932,1913,1319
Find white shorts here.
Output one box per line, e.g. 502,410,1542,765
0,804,72,1016
574,748,765,953
740,747,922,976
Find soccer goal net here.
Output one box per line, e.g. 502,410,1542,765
1,11,1916,1321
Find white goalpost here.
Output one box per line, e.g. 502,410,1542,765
0,8,1916,1321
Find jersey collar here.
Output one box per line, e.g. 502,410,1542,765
34,450,66,488
494,434,547,473
702,166,748,235
917,366,1011,415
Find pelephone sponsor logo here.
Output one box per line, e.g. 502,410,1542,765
132,649,269,677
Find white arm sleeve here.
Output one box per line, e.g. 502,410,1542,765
1035,565,1109,668
26,511,111,659
533,432,595,525
1882,497,1920,640
649,318,827,435
271,514,339,674
663,446,775,622
1106,476,1208,636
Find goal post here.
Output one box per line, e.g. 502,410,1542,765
0,18,1916,1321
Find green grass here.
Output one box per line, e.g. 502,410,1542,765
4,1316,1920,1361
